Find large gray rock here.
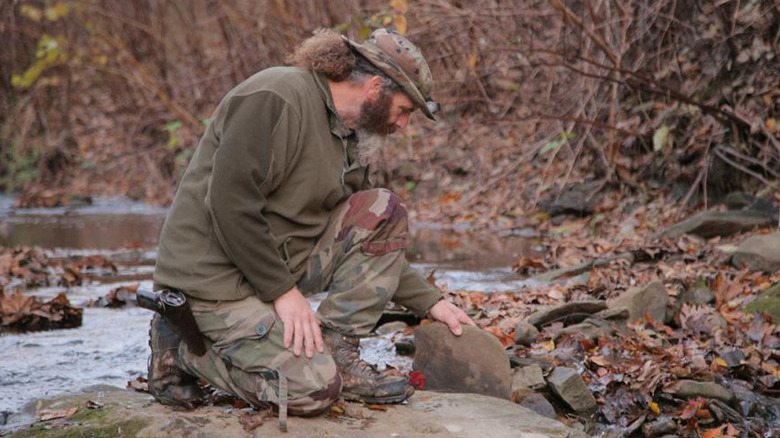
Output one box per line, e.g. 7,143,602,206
413,322,512,399
660,210,774,239
546,367,598,414
3,385,587,438
732,232,780,272
608,281,669,323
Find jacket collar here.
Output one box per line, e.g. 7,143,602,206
312,71,354,139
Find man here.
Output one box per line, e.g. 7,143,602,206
149,28,473,431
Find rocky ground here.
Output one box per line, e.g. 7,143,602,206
1,385,585,438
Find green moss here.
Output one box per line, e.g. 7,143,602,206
7,416,148,438
744,284,780,320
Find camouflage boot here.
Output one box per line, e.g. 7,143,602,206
322,327,413,404
148,314,203,409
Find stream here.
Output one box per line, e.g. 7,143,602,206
0,195,537,418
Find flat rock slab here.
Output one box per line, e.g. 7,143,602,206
3,385,586,438
413,323,512,399
524,300,607,328
732,232,780,272
660,210,774,240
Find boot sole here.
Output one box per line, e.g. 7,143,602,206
341,385,414,404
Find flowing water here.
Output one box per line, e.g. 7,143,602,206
0,195,537,418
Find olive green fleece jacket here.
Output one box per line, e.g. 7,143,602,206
153,66,442,316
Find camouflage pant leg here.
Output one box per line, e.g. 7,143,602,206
298,188,408,336
178,295,341,416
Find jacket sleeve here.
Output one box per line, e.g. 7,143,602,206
206,91,300,302
391,260,443,317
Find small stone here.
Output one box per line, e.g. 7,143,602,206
641,418,676,438
664,380,736,405
732,233,780,272
679,287,714,306
718,350,746,368
394,335,415,355
546,367,598,414
554,320,615,343
514,322,539,347
608,281,669,323
511,365,546,390
413,323,512,399
516,393,557,419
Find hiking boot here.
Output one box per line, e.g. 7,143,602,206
322,327,413,404
148,314,203,409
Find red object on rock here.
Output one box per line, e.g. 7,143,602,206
409,370,426,389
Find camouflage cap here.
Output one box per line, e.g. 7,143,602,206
343,28,438,120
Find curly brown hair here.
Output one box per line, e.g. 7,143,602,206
286,28,356,81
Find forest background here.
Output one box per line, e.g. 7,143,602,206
2,0,778,225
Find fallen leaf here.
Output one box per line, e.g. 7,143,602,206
409,370,426,389
37,407,77,421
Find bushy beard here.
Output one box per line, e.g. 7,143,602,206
355,90,393,167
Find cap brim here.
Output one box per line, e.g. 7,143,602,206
343,36,436,120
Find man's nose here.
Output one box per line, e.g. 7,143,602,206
394,113,410,131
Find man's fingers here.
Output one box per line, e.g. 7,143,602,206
445,313,463,336
458,311,477,326
303,319,315,358
311,316,325,353
283,320,293,349
293,319,303,356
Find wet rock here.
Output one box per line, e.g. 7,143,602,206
546,367,598,414
514,322,539,346
608,281,669,323
516,393,557,420
3,385,586,438
663,380,736,405
413,322,512,399
659,210,774,239
511,364,546,390
732,233,780,272
394,335,415,355
525,300,607,328
744,284,780,321
641,418,676,438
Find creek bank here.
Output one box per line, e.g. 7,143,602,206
2,385,586,438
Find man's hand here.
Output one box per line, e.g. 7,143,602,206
427,299,475,336
273,286,324,358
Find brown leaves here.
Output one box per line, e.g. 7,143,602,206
0,291,82,332
89,284,138,308
36,406,78,421
126,376,148,393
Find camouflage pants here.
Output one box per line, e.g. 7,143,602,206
179,188,408,415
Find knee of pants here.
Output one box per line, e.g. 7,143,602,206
287,369,342,417
342,189,408,255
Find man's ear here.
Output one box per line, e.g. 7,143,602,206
365,75,384,98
